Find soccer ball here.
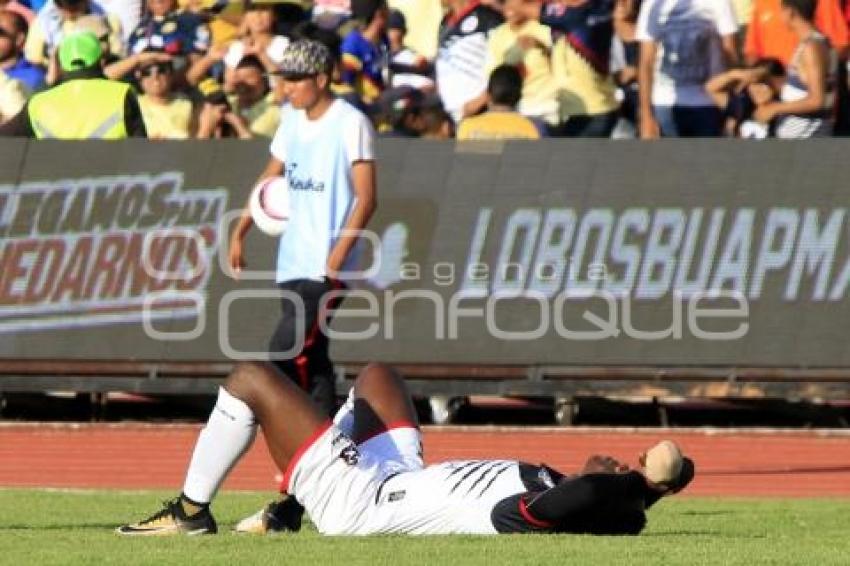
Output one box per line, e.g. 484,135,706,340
249,176,290,236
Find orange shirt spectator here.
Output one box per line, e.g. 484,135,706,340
745,0,849,65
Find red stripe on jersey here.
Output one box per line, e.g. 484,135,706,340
281,420,333,493
294,354,309,390
519,495,555,529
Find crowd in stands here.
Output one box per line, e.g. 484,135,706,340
1,0,849,139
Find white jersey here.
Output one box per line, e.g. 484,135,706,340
285,419,560,535
285,389,565,536
369,459,526,535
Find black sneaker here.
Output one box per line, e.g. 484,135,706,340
116,498,217,536
234,496,304,534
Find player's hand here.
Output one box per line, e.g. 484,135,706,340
582,454,630,474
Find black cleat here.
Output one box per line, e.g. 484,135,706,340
116,497,217,536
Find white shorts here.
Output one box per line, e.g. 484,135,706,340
283,421,423,535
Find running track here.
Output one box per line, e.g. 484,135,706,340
1,424,849,497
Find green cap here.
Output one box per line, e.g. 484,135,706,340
58,31,103,72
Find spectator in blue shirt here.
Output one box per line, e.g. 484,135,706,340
128,0,210,73
340,0,389,106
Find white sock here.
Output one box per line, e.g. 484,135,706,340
182,387,257,504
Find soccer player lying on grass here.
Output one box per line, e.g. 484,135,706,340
118,362,695,536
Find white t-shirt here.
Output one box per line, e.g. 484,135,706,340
636,0,738,107
269,98,375,282
224,35,290,69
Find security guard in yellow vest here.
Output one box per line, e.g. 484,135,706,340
0,31,147,138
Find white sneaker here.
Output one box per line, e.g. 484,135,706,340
234,506,268,534
234,498,304,534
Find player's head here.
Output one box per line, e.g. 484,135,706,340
639,440,695,494
277,39,334,109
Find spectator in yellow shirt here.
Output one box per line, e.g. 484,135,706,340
389,0,443,59
466,0,558,125
457,64,545,139
540,0,620,137
136,56,197,138
229,53,280,137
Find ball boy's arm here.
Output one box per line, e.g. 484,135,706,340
325,159,377,278
228,156,285,277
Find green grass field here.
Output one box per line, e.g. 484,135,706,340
1,489,848,565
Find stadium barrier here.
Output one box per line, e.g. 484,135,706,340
2,138,850,410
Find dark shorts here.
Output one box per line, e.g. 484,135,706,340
268,277,345,416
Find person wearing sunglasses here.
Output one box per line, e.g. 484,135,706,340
0,30,146,138
135,54,197,138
